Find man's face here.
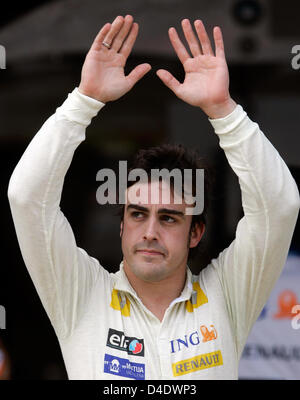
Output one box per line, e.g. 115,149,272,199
121,180,204,283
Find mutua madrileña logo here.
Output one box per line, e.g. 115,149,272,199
104,353,145,380
106,328,144,356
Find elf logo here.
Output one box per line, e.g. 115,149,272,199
106,328,144,356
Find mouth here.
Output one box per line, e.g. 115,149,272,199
136,249,164,256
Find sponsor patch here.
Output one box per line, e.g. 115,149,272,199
170,324,218,353
172,350,223,377
110,289,130,316
185,281,208,312
107,328,144,356
104,353,145,380
200,325,218,342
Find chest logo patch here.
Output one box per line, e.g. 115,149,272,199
170,324,218,353
104,353,145,380
107,328,145,357
110,289,131,316
200,325,218,342
172,350,223,377
185,281,208,312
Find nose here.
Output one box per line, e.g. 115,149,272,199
143,215,159,241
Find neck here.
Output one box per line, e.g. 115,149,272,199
123,262,187,322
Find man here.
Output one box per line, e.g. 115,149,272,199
8,15,299,380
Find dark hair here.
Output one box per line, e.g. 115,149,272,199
117,143,213,261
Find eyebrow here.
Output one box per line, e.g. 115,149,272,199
126,204,185,218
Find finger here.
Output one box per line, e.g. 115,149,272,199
181,19,202,57
91,23,112,51
126,63,152,88
156,69,181,95
213,26,226,58
111,14,134,52
168,27,190,65
102,15,125,49
119,22,139,60
194,20,214,56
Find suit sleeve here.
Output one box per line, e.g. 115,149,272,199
8,88,108,339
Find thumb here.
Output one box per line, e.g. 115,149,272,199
156,69,180,94
126,63,152,88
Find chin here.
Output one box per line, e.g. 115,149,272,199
135,263,168,283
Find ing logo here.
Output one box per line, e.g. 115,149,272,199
200,325,217,342
170,324,218,353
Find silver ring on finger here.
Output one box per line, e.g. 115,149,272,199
102,41,111,49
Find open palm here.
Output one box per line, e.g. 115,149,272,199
79,15,151,103
157,19,235,118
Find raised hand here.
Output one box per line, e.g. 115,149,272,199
156,19,236,119
79,15,151,103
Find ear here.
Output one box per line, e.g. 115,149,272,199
189,222,205,248
120,221,123,238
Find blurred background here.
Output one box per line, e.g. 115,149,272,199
0,0,299,380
